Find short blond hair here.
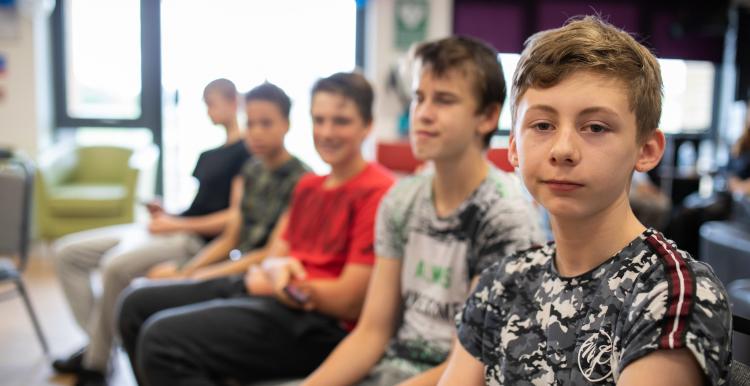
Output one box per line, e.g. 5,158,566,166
511,16,662,142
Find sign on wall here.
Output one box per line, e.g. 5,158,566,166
395,0,428,51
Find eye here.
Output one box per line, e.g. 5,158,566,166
532,122,553,131
584,123,609,133
434,96,456,105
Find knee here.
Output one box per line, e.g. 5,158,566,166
53,242,78,268
100,256,132,290
115,284,148,342
135,313,182,373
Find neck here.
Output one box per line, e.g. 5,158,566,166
551,192,646,277
432,147,489,217
327,155,367,188
224,119,241,144
260,148,292,170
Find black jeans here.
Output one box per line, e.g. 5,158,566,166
116,276,347,386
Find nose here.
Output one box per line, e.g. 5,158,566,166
549,126,581,166
314,120,334,139
412,99,436,126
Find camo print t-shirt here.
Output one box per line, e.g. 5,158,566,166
376,167,545,374
457,229,732,385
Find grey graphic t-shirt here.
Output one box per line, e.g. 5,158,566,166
458,229,732,385
375,167,545,373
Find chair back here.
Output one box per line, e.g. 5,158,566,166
75,146,133,183
0,156,34,271
486,148,514,172
376,141,515,174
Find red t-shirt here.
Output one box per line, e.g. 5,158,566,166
284,163,394,280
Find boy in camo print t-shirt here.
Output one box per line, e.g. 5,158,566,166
439,16,732,386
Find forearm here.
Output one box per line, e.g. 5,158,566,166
304,328,390,386
181,235,235,275
178,209,231,236
398,361,449,386
192,250,267,280
307,278,365,320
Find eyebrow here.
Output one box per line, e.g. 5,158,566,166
578,106,621,118
526,104,621,119
526,104,558,114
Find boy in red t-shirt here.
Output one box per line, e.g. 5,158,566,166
116,73,393,385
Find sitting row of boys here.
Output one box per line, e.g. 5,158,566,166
51,16,731,386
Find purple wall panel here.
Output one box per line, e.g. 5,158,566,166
650,11,723,61
454,3,525,53
453,1,724,62
537,2,638,33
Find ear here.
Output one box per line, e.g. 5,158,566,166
477,103,501,139
634,129,665,173
508,130,519,168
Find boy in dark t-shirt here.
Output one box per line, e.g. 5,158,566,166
439,16,732,386
52,78,250,386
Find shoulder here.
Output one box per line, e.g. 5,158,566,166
289,156,312,175
348,163,395,195
364,163,396,188
383,173,431,204
479,244,552,289
295,172,324,190
477,168,545,239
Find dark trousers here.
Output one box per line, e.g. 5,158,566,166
116,276,347,386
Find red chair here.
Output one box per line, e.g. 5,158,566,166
487,148,515,172
376,141,515,174
376,141,423,174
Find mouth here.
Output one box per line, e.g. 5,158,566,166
413,130,438,140
316,142,341,153
541,179,585,192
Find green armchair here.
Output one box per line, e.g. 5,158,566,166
34,145,142,239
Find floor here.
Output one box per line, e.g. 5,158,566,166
0,243,135,386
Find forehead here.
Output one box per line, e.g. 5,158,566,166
413,63,476,94
518,71,631,118
245,99,283,118
310,92,358,116
205,89,231,104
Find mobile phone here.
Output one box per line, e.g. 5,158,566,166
283,284,309,304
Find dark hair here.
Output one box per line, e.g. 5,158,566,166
414,35,505,147
244,82,292,119
203,78,237,101
512,15,662,143
311,72,374,124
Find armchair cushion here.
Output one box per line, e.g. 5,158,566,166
46,183,128,217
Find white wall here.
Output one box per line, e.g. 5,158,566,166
365,0,453,142
0,9,52,159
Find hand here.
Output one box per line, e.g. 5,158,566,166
261,257,314,310
146,261,185,280
243,265,274,295
145,199,164,217
148,214,184,234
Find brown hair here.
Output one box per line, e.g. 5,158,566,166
414,35,506,147
312,72,374,124
245,82,292,119
511,15,662,142
203,78,238,102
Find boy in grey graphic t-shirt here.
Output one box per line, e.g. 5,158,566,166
376,167,543,374
301,36,544,386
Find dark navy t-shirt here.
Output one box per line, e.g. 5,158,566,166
181,139,250,217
